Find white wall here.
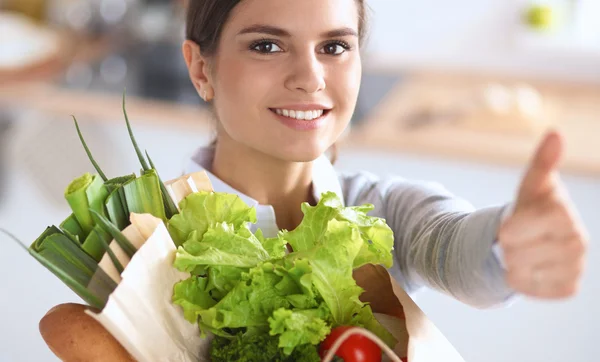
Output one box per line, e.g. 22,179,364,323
363,0,600,83
0,110,598,362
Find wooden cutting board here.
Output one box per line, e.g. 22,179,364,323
346,70,600,177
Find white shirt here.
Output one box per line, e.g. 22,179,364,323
184,146,516,309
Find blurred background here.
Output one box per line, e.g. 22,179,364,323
0,0,598,361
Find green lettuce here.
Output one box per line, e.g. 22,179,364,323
268,304,332,355
283,192,394,268
167,191,257,246
170,190,397,356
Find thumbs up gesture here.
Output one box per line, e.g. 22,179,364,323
498,130,589,299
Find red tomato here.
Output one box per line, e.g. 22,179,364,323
319,326,382,362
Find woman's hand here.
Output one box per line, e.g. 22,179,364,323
498,130,589,299
39,303,135,361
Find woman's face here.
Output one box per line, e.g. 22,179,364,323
206,0,362,162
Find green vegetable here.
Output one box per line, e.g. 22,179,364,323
173,223,272,272
64,173,109,237
20,93,180,311
27,226,117,309
268,305,332,355
81,224,112,262
168,191,257,246
104,174,136,230
171,190,397,357
209,331,321,362
59,213,85,244
283,192,394,269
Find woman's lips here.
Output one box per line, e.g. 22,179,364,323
269,108,330,131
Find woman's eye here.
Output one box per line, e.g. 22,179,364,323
251,41,283,54
321,42,350,56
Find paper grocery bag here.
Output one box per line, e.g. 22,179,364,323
354,264,467,362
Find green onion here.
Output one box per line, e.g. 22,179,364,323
121,89,177,220
123,169,167,222
146,150,179,219
93,228,124,274
73,115,108,182
59,213,85,244
22,227,117,309
122,89,150,171
82,224,112,262
104,174,136,230
90,209,137,259
64,173,109,237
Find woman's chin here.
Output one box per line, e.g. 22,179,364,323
256,144,328,163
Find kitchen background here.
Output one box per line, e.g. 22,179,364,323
1,0,599,361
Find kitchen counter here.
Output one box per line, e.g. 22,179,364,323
344,68,600,178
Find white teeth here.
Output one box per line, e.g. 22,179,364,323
273,108,325,121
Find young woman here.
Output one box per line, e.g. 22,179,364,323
39,0,588,359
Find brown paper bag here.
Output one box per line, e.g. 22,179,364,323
354,264,467,362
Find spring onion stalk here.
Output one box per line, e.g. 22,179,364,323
90,209,137,259
82,224,113,262
122,90,150,171
146,151,179,219
25,226,117,309
59,213,85,244
104,174,136,230
122,89,178,219
123,169,167,222
64,173,109,237
93,229,125,275
73,115,108,182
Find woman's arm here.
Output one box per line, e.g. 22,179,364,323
39,303,135,362
340,171,516,309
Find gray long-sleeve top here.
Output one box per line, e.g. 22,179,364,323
339,170,516,309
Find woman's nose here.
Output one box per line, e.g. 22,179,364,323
284,53,326,94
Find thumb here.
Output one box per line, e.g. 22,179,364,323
517,129,563,204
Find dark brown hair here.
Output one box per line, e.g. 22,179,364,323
185,0,369,164
186,0,369,57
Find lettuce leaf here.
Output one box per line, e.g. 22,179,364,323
172,276,217,323
284,219,364,326
283,192,394,268
268,304,331,355
173,223,271,273
167,191,257,246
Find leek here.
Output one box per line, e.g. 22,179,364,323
91,209,137,259
64,173,109,237
82,224,112,262
122,90,178,219
123,169,166,222
105,174,136,230
59,213,85,244
122,90,150,171
93,229,124,275
146,151,179,219
25,227,117,309
73,115,108,182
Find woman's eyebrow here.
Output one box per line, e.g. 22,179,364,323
322,27,358,38
237,25,358,38
238,25,291,37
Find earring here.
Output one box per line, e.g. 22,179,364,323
202,90,207,101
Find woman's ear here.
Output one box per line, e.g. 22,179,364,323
182,40,214,102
